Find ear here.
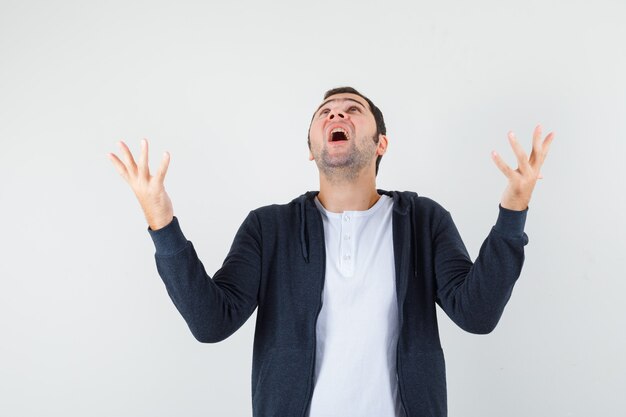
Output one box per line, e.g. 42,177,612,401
377,134,388,156
309,149,314,161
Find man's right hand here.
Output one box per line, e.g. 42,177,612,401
108,138,174,231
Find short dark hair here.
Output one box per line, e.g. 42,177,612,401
307,86,386,176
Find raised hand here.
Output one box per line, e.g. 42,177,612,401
491,124,555,211
108,139,174,230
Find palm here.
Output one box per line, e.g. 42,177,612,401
108,139,174,229
491,124,555,211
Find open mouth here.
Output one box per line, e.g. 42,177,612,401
328,127,349,142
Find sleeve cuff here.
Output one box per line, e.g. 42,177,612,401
147,216,188,256
494,204,528,238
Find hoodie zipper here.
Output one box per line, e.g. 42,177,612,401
396,342,409,416
301,207,326,417
396,192,410,417
302,272,324,417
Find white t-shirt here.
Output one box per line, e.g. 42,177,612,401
307,194,405,417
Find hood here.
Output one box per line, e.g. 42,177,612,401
291,190,418,274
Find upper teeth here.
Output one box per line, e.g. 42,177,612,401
330,127,349,139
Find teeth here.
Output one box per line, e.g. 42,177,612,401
330,127,349,140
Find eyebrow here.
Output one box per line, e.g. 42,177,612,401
314,98,367,115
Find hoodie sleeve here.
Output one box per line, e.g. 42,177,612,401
147,212,262,343
432,204,529,334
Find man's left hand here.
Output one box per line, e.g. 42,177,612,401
491,124,555,211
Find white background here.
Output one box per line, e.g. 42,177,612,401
1,0,624,416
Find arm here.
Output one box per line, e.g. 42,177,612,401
148,213,262,343
108,138,261,343
434,124,554,333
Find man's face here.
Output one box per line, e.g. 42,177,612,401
308,93,386,178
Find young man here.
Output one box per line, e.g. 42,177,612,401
108,86,554,417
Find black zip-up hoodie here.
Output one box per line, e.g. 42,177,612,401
147,189,529,417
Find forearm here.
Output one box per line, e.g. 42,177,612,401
434,206,529,334
148,215,260,343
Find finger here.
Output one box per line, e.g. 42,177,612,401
138,138,150,179
155,151,171,183
542,132,555,157
508,131,531,174
529,124,542,167
533,124,543,152
534,131,556,171
118,140,138,174
108,152,130,182
491,150,515,178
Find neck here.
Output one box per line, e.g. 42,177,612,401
316,168,380,213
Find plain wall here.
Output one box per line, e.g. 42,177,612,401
1,0,624,416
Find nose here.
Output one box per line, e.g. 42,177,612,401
328,111,345,120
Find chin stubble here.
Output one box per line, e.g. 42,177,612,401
316,134,377,182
